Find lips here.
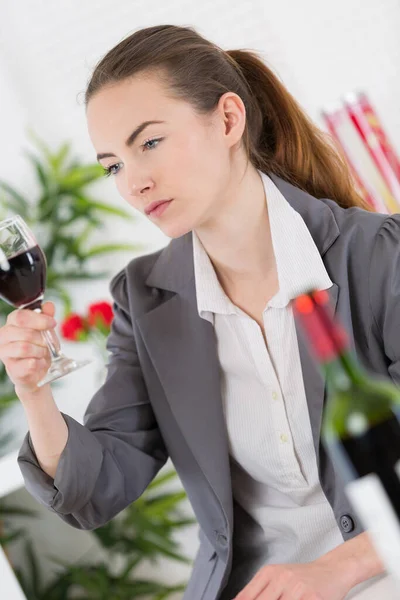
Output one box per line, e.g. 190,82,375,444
145,199,172,215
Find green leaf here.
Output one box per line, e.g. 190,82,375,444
14,565,37,600
153,584,187,600
0,529,25,546
147,469,178,490
24,151,50,191
144,491,188,512
27,128,53,164
164,517,197,528
24,538,42,597
0,181,30,218
134,538,191,564
58,165,104,190
79,198,135,220
119,556,142,580
51,142,71,174
10,468,193,599
39,570,72,600
0,505,37,518
0,391,19,410
73,223,94,249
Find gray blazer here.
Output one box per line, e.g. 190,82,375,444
18,174,400,599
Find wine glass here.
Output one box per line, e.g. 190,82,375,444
0,215,91,387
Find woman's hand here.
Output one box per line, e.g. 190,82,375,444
0,302,57,395
234,558,353,600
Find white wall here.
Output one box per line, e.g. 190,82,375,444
1,0,400,596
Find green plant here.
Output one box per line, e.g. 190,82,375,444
0,426,39,590
0,503,37,547
0,132,143,423
14,469,195,600
0,405,14,451
92,469,195,564
0,423,38,550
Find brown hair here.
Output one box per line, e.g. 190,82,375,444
86,24,372,211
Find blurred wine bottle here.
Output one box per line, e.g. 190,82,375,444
293,289,400,581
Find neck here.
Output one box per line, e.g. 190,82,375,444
194,163,276,288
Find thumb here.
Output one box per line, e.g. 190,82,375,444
41,301,56,318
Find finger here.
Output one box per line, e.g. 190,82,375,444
0,325,48,349
253,583,280,600
41,301,56,318
236,568,272,599
1,341,49,360
7,308,56,330
254,571,294,600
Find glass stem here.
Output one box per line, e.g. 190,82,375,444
32,307,65,361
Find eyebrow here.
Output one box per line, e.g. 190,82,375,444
96,120,166,162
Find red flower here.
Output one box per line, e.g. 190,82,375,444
88,301,114,329
60,314,88,341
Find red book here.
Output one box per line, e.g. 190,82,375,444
322,103,388,213
343,92,400,213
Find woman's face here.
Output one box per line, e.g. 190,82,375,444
86,74,246,239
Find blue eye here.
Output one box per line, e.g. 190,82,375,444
142,137,163,151
103,163,122,177
102,137,163,177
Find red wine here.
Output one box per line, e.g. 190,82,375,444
0,244,46,309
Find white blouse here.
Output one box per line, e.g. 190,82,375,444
192,170,344,564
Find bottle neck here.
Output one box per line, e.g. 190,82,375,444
292,291,367,392
322,348,366,391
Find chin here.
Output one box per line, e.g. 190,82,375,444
159,220,195,240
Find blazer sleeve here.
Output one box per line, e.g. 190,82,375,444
17,267,168,530
369,213,400,383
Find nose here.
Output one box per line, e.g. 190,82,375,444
127,173,155,197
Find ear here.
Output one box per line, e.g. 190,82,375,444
217,92,246,149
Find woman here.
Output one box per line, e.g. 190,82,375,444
4,24,398,600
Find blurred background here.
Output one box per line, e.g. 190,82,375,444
1,0,400,598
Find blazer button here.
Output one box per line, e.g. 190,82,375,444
340,514,355,533
215,531,228,547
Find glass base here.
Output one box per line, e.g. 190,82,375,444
37,355,92,387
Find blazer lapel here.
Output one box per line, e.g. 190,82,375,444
137,236,233,530
295,283,339,468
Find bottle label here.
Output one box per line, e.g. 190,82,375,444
346,474,400,580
